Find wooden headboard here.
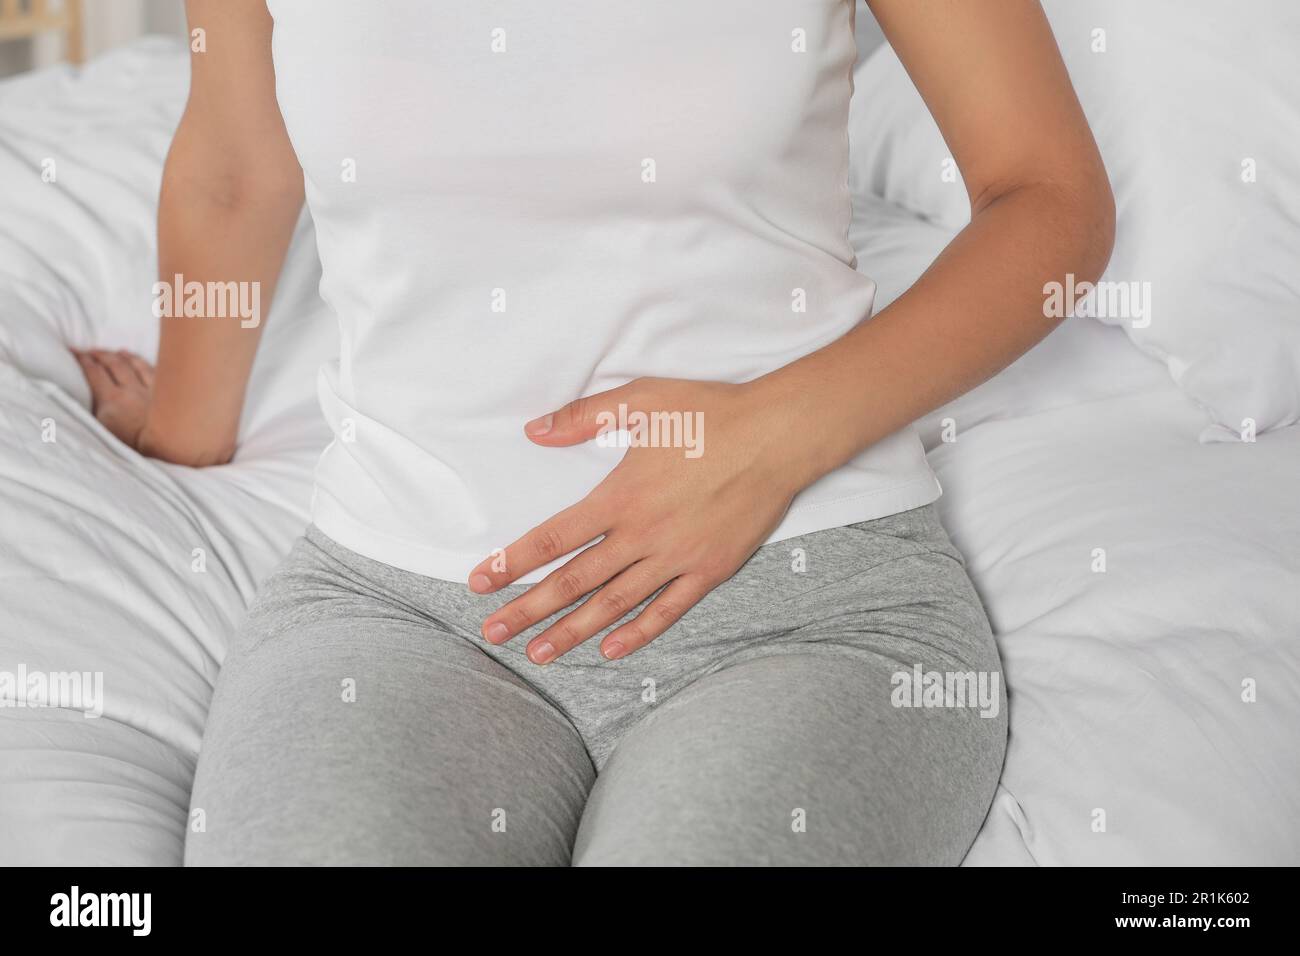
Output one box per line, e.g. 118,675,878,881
0,0,82,63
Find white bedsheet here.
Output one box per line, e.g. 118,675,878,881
2,40,1295,866
938,384,1300,865
0,40,335,864
859,190,1300,864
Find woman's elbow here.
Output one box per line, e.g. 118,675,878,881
1075,171,1117,284
1022,171,1117,288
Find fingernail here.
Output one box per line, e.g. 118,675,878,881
602,641,626,660
529,640,556,664
524,414,553,436
469,573,493,593
484,621,509,644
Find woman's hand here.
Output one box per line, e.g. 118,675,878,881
468,377,814,664
73,348,154,450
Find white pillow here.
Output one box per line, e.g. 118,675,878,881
849,192,1170,449
848,0,1300,439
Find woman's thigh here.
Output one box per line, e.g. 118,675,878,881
184,539,596,866
573,508,1008,866
574,649,1006,866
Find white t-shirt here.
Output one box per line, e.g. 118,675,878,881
266,0,940,583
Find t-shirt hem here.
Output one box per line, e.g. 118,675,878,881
311,472,943,585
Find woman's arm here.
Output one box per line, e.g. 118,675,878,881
84,0,303,466
753,0,1116,488
468,0,1115,664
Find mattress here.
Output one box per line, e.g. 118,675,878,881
2,39,1296,866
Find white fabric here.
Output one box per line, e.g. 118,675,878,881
936,387,1300,866
2,39,1296,866
850,192,1170,445
265,0,939,583
0,40,333,864
848,0,1300,440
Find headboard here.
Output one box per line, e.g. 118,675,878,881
0,0,82,63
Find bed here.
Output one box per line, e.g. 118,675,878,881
1,34,1296,866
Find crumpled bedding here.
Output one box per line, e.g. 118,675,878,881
1,39,1295,865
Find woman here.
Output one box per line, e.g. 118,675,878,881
77,0,1113,865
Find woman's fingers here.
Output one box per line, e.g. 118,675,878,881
467,496,611,592
480,536,641,647
123,351,155,388
77,350,156,396
72,348,154,392
599,574,712,660
521,560,669,664
522,380,646,447
88,349,139,388
75,351,117,403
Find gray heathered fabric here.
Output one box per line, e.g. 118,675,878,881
185,504,1007,866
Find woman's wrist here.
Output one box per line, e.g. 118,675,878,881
138,411,236,467
736,371,852,498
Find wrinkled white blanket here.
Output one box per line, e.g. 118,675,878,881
1,40,1295,865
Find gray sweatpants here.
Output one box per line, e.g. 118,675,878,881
185,503,1006,866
